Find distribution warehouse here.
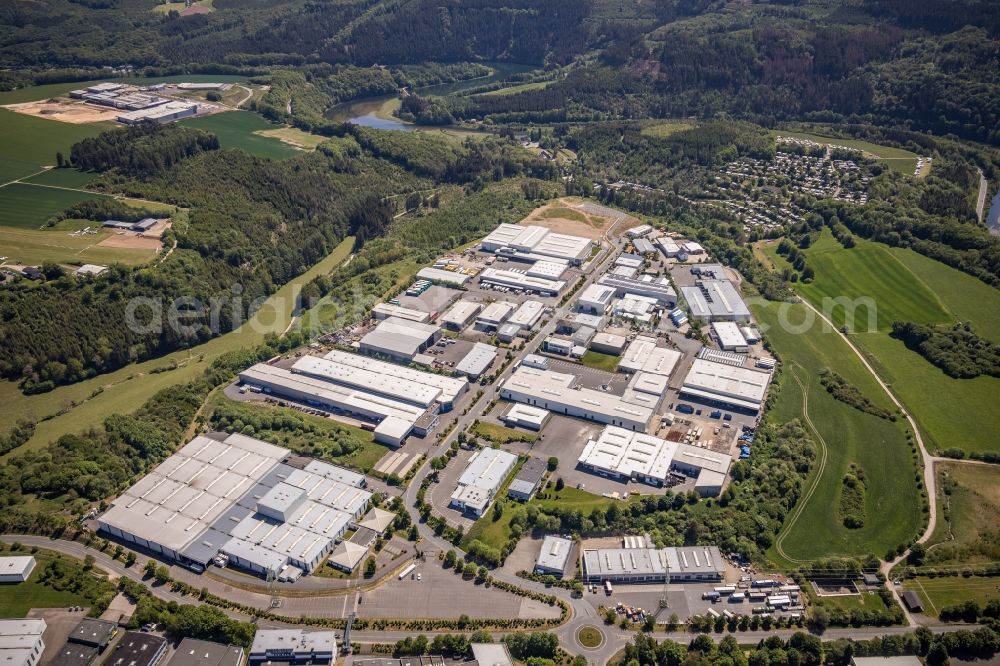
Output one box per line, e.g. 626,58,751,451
578,426,732,495
680,358,771,414
582,545,725,583
449,447,518,516
500,366,653,431
359,317,441,361
240,349,467,445
480,223,592,265
98,433,374,577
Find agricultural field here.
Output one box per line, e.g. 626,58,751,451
178,111,305,159
771,230,1000,455
0,183,105,229
771,129,923,175
903,575,1000,617
478,81,549,96
0,236,355,458
754,298,924,566
0,108,111,184
0,225,158,266
255,126,328,150
22,168,98,189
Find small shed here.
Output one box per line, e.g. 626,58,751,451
901,590,924,613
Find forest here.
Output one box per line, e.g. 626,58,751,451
890,321,1000,379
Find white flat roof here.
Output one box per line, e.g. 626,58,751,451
374,415,413,440
417,267,470,286
323,348,465,404
294,355,440,407
579,425,678,481
455,342,498,377
508,300,545,328
478,300,517,324
681,281,751,320
0,556,35,576
712,321,747,349
479,268,566,294
481,223,527,248
536,535,573,572
682,358,770,407
620,337,681,377
583,545,724,577
527,260,568,279
578,283,615,307
360,316,439,357
501,367,653,430
591,332,627,349
458,448,517,494
372,303,429,323
441,300,482,326
504,404,549,428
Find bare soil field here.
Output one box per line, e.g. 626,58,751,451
3,99,120,124
98,232,163,250
518,197,627,239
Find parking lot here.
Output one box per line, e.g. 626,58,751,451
428,448,481,529
357,555,561,620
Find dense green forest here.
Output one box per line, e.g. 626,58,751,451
891,321,1000,379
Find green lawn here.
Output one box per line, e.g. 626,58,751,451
771,129,921,174
0,556,95,617
179,111,305,159
0,109,112,179
904,576,1000,617
923,462,1000,565
754,298,924,565
478,81,549,96
471,421,537,445
0,183,106,229
809,590,893,614
778,229,1000,455
0,237,355,458
580,350,620,372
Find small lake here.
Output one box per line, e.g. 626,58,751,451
327,62,534,131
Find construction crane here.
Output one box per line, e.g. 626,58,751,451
266,568,281,608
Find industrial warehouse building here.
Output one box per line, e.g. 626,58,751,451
507,457,547,502
476,301,517,330
449,448,517,517
441,301,481,330
241,349,467,445
578,426,732,495
0,556,35,582
619,337,681,377
249,631,336,666
104,633,166,666
481,223,592,265
117,101,198,124
478,267,566,296
582,544,725,583
598,273,677,306
455,342,498,379
371,302,430,323
500,367,653,431
680,280,751,322
507,299,545,330
712,322,749,352
680,358,771,414
416,267,471,287
534,536,573,577
360,317,441,361
164,639,244,666
576,284,616,314
97,433,374,577
0,619,45,666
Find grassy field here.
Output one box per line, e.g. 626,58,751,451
0,237,355,458
22,168,98,189
0,555,96,616
580,350,620,372
772,129,921,174
924,463,1000,564
754,298,924,566
255,126,327,150
768,230,1000,455
0,226,158,266
471,421,537,445
478,81,549,96
809,589,893,614
0,183,105,229
0,109,112,183
179,111,304,159
904,575,1000,616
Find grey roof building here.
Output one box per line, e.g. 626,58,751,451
534,535,573,577
680,280,751,322
455,343,498,379
164,639,244,666
360,317,441,361
104,633,166,666
507,457,547,502
67,619,116,650
582,545,725,583
249,630,336,666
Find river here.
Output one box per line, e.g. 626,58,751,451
987,188,1000,236
326,62,534,131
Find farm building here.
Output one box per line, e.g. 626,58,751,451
97,433,375,576
500,367,653,432
534,536,573,577
449,448,517,517
582,545,724,583
680,358,771,414
360,317,441,361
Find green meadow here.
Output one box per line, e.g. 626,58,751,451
772,230,1000,455
179,111,304,159
755,299,924,566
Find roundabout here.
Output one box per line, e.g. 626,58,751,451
576,625,605,650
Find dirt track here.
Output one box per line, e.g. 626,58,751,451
3,99,120,124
